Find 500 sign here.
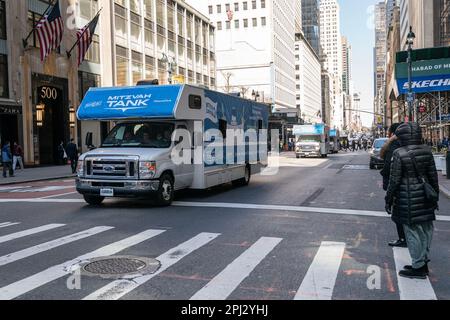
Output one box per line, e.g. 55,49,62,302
41,87,58,100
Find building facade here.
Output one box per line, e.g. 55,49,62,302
0,0,216,164
301,0,320,57
319,0,343,130
374,2,386,127
200,0,299,115
295,32,322,124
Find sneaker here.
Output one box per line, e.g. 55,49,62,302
388,239,407,247
403,264,429,275
399,265,428,279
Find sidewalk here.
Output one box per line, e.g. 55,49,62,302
0,165,75,185
439,172,450,199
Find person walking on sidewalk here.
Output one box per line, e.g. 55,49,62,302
65,139,79,174
1,141,14,178
12,142,24,171
380,123,406,248
385,122,439,279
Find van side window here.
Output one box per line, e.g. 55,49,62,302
219,119,227,139
189,95,202,109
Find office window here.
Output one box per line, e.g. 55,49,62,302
0,0,4,39
145,55,156,80
130,0,140,13
261,0,265,9
85,34,100,63
132,51,143,85
234,3,239,11
252,0,256,9
225,4,230,11
243,2,248,10
144,0,153,20
0,54,8,98
261,17,266,26
144,19,154,51
130,12,141,44
114,4,128,40
116,46,129,86
217,21,222,30
217,5,222,13
234,20,239,28
226,21,231,29
208,5,213,14
252,18,257,27
243,19,248,28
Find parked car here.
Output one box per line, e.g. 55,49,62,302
369,138,388,169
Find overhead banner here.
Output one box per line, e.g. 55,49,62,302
396,58,450,94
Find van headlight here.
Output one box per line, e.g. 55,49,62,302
76,160,84,177
315,146,320,150
139,161,156,179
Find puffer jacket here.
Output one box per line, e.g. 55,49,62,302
385,123,439,225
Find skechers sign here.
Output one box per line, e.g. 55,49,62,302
396,58,450,94
77,85,183,120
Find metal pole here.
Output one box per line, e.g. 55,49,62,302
439,91,443,141
407,43,413,122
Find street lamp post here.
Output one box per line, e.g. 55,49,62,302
161,53,177,84
251,90,260,102
406,26,416,122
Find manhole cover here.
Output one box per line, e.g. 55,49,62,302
79,256,160,279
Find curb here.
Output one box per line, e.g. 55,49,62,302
0,175,76,186
439,183,450,199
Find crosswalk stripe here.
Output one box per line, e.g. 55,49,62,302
190,237,282,300
294,241,346,300
393,247,437,300
83,232,220,300
0,229,166,300
0,222,20,229
0,224,65,244
0,226,114,266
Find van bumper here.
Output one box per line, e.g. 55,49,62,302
76,178,160,197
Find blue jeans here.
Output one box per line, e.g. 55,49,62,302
2,161,13,177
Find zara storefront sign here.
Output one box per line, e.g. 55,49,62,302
0,104,22,115
396,58,450,94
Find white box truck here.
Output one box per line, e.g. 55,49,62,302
75,84,269,206
293,124,330,158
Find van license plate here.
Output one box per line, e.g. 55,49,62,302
100,188,114,197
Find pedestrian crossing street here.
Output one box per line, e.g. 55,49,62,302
0,221,441,300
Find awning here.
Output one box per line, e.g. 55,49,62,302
77,85,183,121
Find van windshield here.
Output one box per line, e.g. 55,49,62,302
297,136,321,143
102,122,174,148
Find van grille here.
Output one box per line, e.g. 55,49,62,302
84,156,139,180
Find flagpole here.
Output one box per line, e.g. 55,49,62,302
22,0,56,48
66,8,103,59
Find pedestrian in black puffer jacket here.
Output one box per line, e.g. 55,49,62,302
385,122,439,279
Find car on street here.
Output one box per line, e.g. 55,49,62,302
369,138,389,169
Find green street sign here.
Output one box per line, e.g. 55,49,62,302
396,58,450,79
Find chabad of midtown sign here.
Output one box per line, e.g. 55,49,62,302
396,58,450,94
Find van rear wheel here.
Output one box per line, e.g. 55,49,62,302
233,165,251,187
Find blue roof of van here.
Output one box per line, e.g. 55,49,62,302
77,85,183,120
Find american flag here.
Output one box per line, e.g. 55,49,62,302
76,13,100,66
35,0,64,62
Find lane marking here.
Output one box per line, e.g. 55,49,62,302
0,224,65,244
0,222,21,229
83,232,220,300
190,237,282,300
0,229,166,300
294,241,345,300
393,247,437,300
39,191,79,199
0,198,449,222
16,186,74,193
0,226,114,266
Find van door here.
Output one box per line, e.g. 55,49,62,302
175,124,194,188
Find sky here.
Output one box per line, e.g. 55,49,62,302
186,0,378,127
339,0,378,127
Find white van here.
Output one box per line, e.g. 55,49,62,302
75,84,269,206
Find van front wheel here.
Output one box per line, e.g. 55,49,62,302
83,195,105,206
156,174,174,206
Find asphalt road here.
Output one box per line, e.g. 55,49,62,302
0,151,449,300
